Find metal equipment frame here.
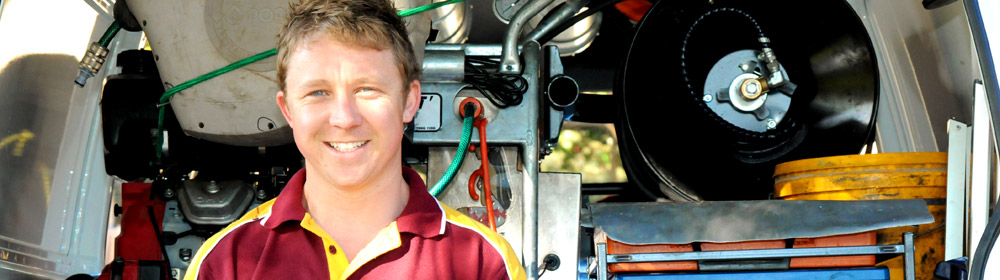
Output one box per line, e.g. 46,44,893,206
594,232,917,280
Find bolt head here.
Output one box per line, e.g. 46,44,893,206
257,189,267,200
766,119,777,130
164,189,175,198
703,94,713,103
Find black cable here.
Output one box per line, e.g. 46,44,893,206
913,222,945,239
537,0,626,45
147,206,172,269
464,57,528,108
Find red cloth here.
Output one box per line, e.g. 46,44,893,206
117,182,166,261
615,0,653,22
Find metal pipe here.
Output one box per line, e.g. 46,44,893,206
422,47,465,83
596,243,608,280
521,41,543,280
500,0,553,75
904,232,916,280
522,0,588,44
546,75,579,108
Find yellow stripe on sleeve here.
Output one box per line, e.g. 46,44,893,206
440,203,526,280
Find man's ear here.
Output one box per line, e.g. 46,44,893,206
276,90,295,129
402,79,421,123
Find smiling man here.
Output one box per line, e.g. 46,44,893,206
183,0,525,279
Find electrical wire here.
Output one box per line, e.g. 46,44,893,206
464,57,528,108
146,206,172,269
153,1,467,159
429,115,474,197
99,21,122,48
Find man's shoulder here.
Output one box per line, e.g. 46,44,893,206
438,203,504,244
182,200,278,280
437,202,526,280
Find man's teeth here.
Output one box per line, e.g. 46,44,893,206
329,141,365,152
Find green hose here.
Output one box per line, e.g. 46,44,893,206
429,115,474,197
398,0,466,17
153,0,469,159
154,48,278,158
99,21,121,48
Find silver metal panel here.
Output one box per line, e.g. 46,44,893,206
970,80,991,268
589,200,934,245
537,173,581,280
414,45,536,145
848,0,979,153
946,119,971,260
425,42,544,279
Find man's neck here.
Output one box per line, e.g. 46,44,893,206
300,165,410,260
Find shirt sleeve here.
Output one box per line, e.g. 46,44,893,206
488,253,526,280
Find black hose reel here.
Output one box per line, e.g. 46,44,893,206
616,0,879,201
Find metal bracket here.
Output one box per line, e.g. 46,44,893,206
946,119,971,260
83,0,115,19
595,232,916,280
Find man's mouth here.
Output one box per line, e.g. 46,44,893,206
328,141,368,152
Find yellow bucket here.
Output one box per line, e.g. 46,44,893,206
773,152,946,280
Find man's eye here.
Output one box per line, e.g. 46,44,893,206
357,87,378,95
309,90,327,96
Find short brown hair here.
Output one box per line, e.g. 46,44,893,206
276,0,421,91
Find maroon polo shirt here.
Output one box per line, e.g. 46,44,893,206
184,167,525,280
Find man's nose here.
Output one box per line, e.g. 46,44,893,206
328,95,362,128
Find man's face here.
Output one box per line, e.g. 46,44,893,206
277,34,420,190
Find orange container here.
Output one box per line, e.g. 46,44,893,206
606,239,698,272
790,231,877,268
701,240,785,251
